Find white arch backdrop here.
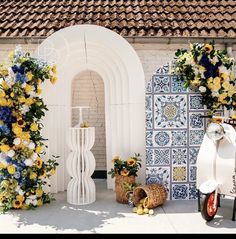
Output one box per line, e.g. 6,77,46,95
35,25,145,192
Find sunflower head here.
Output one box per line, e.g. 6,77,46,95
13,199,23,209
120,169,129,177
204,43,213,53
127,158,136,167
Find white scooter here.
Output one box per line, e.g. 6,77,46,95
197,121,236,221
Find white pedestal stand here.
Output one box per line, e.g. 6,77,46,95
66,127,96,205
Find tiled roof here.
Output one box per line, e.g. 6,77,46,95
0,0,236,38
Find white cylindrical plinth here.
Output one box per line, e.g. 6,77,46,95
66,127,96,205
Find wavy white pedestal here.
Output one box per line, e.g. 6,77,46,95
66,127,96,205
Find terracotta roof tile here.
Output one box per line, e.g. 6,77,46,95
0,0,235,38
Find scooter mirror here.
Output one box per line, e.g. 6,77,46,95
206,123,225,141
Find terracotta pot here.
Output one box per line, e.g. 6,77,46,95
115,174,135,204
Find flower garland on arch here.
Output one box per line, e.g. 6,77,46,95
173,42,236,114
0,46,58,212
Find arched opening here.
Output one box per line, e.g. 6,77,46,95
36,25,145,192
71,71,107,178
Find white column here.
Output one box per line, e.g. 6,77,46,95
66,127,96,205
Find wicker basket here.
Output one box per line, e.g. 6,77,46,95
115,175,135,204
133,184,167,209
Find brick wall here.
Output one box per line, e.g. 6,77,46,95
71,71,106,171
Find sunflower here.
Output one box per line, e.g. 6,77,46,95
35,158,43,169
127,158,136,167
204,43,213,53
120,169,129,177
12,200,23,209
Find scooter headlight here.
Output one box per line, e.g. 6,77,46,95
206,123,225,141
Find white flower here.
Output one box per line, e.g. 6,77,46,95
23,141,28,146
5,76,15,86
28,142,35,150
28,195,37,200
18,189,25,196
21,82,26,88
199,86,206,93
20,105,30,114
0,157,8,167
212,91,219,97
218,65,229,75
24,159,33,167
32,200,38,206
13,138,21,145
31,153,38,161
25,199,32,205
7,150,15,157
15,185,21,193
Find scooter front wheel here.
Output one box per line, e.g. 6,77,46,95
201,192,218,221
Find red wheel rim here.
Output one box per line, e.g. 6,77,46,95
207,193,217,217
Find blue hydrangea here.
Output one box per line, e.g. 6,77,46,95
16,73,27,84
0,107,16,124
0,125,10,136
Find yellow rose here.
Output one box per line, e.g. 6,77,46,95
50,168,56,175
37,199,43,207
37,79,42,85
12,124,23,135
35,146,42,154
1,81,9,90
7,164,16,175
36,188,43,198
20,132,30,141
218,92,227,103
25,98,34,105
16,195,25,202
0,97,8,106
222,81,230,90
26,72,33,81
30,172,37,180
228,84,235,97
24,84,32,93
37,88,42,95
30,123,38,132
18,96,26,103
0,162,6,169
51,65,57,74
0,144,10,152
220,73,228,81
50,76,57,84
0,91,5,98
213,77,221,85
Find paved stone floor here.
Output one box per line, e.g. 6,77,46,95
0,179,235,233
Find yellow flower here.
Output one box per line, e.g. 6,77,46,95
120,169,129,177
0,162,6,169
228,84,235,97
0,91,5,98
26,72,33,81
8,50,14,60
35,146,42,154
24,84,32,93
12,124,23,135
222,81,230,90
0,194,4,202
0,97,8,106
10,92,14,98
112,155,120,164
35,158,43,169
0,144,10,152
18,96,26,103
213,77,221,85
1,80,9,90
37,199,43,207
30,172,37,180
20,132,30,141
36,188,43,198
220,73,228,81
218,92,228,103
37,88,42,95
127,158,136,167
25,98,34,105
17,118,25,128
30,123,38,132
7,164,16,174
50,76,57,84
22,204,28,210
204,43,213,53
12,200,23,209
16,195,25,202
37,79,42,85
50,168,56,175
51,65,57,74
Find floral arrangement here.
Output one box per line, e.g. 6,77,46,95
173,42,236,114
0,46,58,213
108,153,141,178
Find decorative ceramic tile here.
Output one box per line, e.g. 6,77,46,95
189,112,204,129
154,95,187,129
189,148,199,165
189,183,198,199
146,131,153,147
154,148,170,165
146,167,170,199
146,64,205,200
189,166,197,182
146,149,154,166
189,95,204,110
189,130,205,146
172,184,189,200
154,131,171,147
171,76,187,93
172,166,187,182
171,130,187,146
172,148,187,165
146,81,153,93
155,63,170,75
153,76,170,93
